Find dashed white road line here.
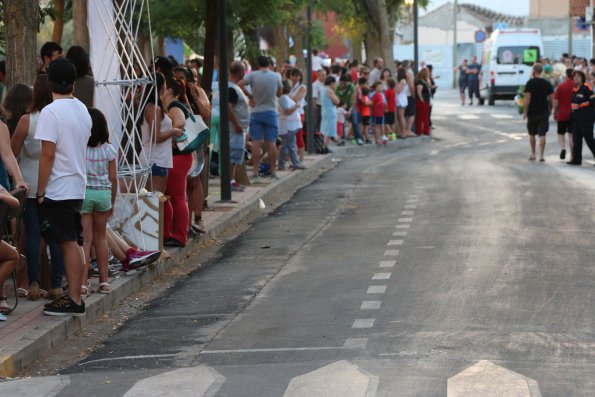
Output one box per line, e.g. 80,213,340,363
401,210,415,216
360,301,382,310
406,199,418,204
379,260,396,268
387,240,403,246
396,224,410,229
384,249,400,256
372,272,391,280
404,204,417,209
352,319,375,329
392,231,407,237
367,286,387,294
398,218,413,223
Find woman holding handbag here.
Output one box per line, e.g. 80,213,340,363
163,77,193,247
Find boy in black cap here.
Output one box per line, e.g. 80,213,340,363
35,58,92,316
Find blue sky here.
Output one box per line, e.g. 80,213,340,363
423,0,529,17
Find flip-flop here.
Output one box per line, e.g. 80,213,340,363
529,156,536,161
0,313,6,321
539,158,545,162
17,288,28,298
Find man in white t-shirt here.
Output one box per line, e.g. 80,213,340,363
367,57,384,86
35,58,92,316
312,69,327,133
312,49,323,74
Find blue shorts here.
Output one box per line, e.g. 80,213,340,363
250,111,279,142
151,164,169,177
230,149,244,165
374,116,384,125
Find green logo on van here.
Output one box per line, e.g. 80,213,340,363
523,49,538,64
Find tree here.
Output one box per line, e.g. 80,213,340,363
322,0,428,64
51,0,65,44
2,0,38,88
72,0,89,51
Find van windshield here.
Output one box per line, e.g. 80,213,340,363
497,46,540,66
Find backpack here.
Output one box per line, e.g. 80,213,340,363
314,133,329,154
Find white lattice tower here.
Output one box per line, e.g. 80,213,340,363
89,0,157,248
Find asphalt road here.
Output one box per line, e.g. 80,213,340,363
4,91,595,396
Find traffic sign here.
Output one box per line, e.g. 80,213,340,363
475,30,487,43
492,22,509,31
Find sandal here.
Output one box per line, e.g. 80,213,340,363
0,297,10,315
17,288,29,298
81,283,90,296
97,282,111,294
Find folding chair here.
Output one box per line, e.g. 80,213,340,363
0,188,27,314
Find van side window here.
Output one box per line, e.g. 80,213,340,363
497,46,540,66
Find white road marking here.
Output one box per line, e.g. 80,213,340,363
447,360,541,397
409,194,419,198
401,210,415,216
404,204,417,209
387,240,403,246
343,338,369,349
372,272,391,280
430,149,439,155
379,260,396,267
352,318,375,328
396,224,410,229
360,301,382,310
367,286,387,294
283,360,379,397
384,249,400,256
124,366,224,397
491,114,514,119
459,114,480,120
398,218,413,223
201,346,343,354
406,199,418,204
0,376,71,396
392,231,407,237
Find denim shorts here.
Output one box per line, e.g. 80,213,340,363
151,164,169,177
81,188,112,213
230,149,244,165
250,111,279,142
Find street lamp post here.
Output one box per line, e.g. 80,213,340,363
218,0,232,201
453,0,458,89
413,0,419,71
306,1,314,154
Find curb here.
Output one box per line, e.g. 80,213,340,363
0,153,336,377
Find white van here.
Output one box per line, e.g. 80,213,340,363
479,29,544,105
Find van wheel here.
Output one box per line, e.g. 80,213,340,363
488,95,495,106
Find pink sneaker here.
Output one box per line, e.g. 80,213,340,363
126,249,161,269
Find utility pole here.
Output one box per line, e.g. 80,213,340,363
452,0,458,89
568,16,574,57
306,1,314,154
591,0,595,57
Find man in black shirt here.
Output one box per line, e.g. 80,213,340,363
523,63,554,161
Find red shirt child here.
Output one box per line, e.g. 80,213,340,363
554,77,574,122
371,89,385,118
385,87,396,113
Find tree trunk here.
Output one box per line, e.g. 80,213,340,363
72,0,90,51
361,0,394,64
201,0,217,93
241,26,260,70
292,23,304,69
156,36,166,57
2,0,38,88
272,25,289,67
52,0,65,44
350,38,362,61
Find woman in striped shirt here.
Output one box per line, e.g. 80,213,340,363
80,108,117,295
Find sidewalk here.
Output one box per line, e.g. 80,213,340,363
0,151,339,378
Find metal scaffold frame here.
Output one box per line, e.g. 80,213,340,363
89,0,158,249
